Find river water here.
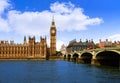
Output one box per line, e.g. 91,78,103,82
0,60,120,83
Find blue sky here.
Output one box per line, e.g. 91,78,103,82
0,0,120,50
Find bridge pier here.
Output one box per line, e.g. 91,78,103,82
91,59,101,66
77,58,85,63
119,60,120,67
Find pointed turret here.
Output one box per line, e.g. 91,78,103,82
24,36,27,44
51,16,56,27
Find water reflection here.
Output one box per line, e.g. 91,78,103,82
0,60,120,83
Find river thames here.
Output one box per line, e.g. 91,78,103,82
0,60,120,83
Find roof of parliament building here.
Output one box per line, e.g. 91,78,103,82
0,36,47,46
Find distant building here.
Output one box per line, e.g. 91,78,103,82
66,39,95,53
97,39,113,48
60,44,66,55
113,41,120,47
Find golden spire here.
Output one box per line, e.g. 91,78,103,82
24,36,26,44
52,15,55,26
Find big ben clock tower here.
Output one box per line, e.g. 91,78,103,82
50,17,56,56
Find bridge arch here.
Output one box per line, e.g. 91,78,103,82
80,52,93,64
64,55,66,59
67,54,71,61
73,53,79,62
96,50,120,67
96,50,120,57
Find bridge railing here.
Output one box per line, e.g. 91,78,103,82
66,47,120,54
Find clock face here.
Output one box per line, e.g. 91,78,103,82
52,29,55,34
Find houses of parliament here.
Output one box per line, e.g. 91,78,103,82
0,18,56,59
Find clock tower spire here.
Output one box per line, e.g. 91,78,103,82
50,16,56,56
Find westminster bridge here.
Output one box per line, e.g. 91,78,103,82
64,47,120,67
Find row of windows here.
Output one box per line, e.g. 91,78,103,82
0,51,42,54
67,46,88,53
0,54,43,57
0,48,43,51
0,48,29,50
72,46,87,51
0,46,42,50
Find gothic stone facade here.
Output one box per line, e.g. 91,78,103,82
0,18,56,59
0,36,48,59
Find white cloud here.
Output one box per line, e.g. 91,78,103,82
8,10,52,35
0,0,10,32
50,2,74,14
0,0,10,14
57,40,64,51
51,2,103,31
108,34,120,41
0,17,10,32
0,1,103,35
